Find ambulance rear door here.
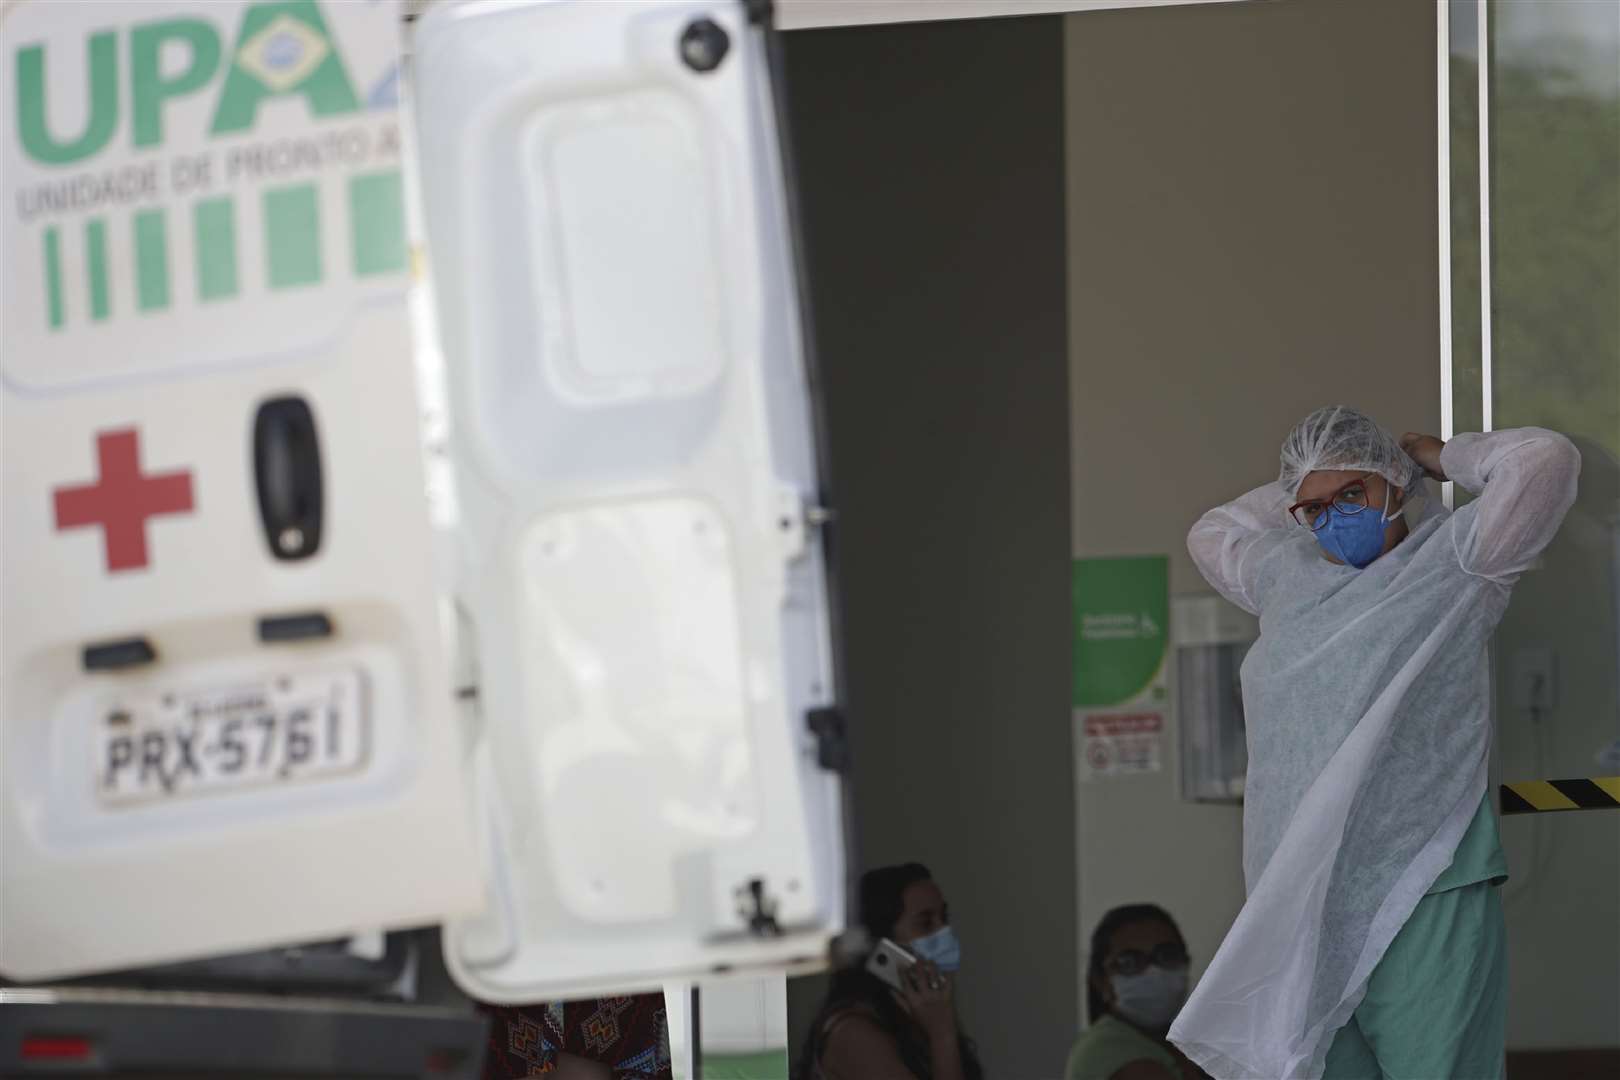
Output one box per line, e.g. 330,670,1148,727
411,0,849,1001
0,0,478,981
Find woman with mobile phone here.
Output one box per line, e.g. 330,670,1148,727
794,863,984,1080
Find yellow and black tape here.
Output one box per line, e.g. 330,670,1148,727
1500,777,1620,815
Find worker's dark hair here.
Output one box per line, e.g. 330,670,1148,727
857,862,933,942
1087,903,1184,1023
792,864,983,1080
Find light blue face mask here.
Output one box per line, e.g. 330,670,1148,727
1315,487,1401,569
908,925,961,972
1111,965,1188,1032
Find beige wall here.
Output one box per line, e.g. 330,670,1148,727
1064,0,1439,1021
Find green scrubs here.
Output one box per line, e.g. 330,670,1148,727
1322,797,1509,1080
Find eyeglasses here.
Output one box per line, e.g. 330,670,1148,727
1105,942,1189,976
1288,472,1378,532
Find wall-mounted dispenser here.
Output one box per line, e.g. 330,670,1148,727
1174,594,1258,804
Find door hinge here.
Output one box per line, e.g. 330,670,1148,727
736,878,782,937
807,707,850,773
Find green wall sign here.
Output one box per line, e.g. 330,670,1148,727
1072,555,1169,709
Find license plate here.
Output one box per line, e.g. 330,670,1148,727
97,670,368,806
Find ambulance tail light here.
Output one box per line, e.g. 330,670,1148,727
20,1035,94,1063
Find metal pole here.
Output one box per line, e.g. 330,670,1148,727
1477,0,1493,433
1437,0,1455,508
690,985,703,1080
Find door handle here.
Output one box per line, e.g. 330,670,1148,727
82,636,157,671
253,396,323,561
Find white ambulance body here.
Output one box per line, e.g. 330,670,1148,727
1,0,848,1003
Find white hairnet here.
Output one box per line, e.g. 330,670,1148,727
1279,405,1424,498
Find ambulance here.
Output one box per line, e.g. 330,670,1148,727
2,0,845,1072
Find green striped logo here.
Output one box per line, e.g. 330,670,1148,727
41,170,404,328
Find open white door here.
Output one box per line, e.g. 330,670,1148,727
0,0,479,980
412,0,848,1000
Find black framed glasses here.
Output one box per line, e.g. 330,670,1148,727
1105,942,1189,976
1288,472,1377,532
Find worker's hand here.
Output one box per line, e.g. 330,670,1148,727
899,959,957,1040
1400,432,1448,482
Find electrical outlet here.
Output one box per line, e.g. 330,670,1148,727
1598,738,1620,772
1510,647,1558,711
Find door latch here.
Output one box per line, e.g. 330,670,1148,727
253,396,323,561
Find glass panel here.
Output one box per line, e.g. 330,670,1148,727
1486,2,1620,778
1481,0,1620,1051
1490,1,1620,455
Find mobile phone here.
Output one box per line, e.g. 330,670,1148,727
865,937,917,991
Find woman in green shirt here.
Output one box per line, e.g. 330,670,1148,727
1066,905,1205,1080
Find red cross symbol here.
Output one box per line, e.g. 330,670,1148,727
53,429,195,573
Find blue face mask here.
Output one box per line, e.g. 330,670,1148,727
908,925,961,972
1315,489,1399,569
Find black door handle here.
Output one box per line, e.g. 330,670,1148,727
83,636,157,671
253,396,323,561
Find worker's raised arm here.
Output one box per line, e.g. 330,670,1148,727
1186,482,1296,615
1423,428,1582,584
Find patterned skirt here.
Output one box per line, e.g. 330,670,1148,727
480,993,673,1079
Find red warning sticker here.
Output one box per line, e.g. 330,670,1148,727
1078,712,1163,779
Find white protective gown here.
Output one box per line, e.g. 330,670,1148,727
1168,428,1581,1079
